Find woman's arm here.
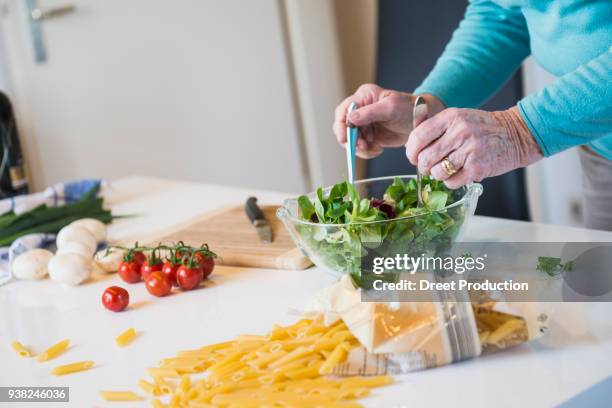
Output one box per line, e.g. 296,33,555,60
518,48,612,157
414,0,530,108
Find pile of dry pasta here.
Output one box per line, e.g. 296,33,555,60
473,305,528,349
132,317,393,407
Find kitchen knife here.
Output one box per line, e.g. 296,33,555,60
245,197,272,243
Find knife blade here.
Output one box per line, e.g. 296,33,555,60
245,197,273,243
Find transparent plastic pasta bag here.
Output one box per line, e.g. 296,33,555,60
304,275,551,375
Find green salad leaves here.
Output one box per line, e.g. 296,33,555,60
295,176,466,286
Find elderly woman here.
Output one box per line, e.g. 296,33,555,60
333,0,611,230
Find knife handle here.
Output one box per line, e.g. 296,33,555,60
245,197,265,223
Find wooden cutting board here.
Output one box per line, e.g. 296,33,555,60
150,205,312,270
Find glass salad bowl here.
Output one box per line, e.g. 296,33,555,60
277,175,483,281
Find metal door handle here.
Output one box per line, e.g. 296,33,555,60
24,0,76,63
30,4,75,21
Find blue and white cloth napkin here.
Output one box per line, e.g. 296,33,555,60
0,179,102,285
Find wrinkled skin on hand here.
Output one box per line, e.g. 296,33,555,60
332,84,444,159
333,83,543,188
405,107,543,189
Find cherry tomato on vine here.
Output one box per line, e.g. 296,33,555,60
141,260,163,280
145,271,173,297
162,260,179,287
132,251,147,267
194,252,215,280
118,261,141,283
177,265,202,290
102,286,130,312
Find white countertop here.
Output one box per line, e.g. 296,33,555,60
1,176,611,408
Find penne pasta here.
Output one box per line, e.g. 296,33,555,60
151,399,165,408
132,316,392,407
331,330,354,342
115,328,137,347
235,334,267,342
285,363,323,380
163,362,205,374
311,338,342,352
247,350,287,369
272,359,307,374
340,375,394,389
487,319,525,345
169,393,180,406
319,342,350,375
268,347,313,369
138,378,161,396
178,349,213,359
153,375,175,395
11,341,32,358
257,372,285,385
148,367,181,378
99,390,143,401
321,322,346,339
266,325,289,341
37,339,70,362
51,360,94,376
230,368,259,383
338,387,371,399
180,375,191,393
187,401,213,408
199,340,234,353
208,351,243,373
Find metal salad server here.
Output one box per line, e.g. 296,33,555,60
412,96,429,207
346,102,359,184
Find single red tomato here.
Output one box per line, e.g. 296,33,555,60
102,286,130,312
132,251,147,267
140,260,162,280
145,271,173,297
161,260,179,287
176,265,202,291
194,252,215,280
118,261,141,283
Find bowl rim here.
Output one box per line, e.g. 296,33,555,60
279,174,482,227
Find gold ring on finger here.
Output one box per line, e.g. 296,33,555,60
442,157,457,176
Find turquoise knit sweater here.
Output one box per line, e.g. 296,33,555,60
414,0,612,160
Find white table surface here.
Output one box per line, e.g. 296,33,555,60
1,176,611,408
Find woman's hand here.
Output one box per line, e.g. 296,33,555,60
405,107,543,189
333,84,444,159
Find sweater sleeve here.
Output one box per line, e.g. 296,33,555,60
518,47,612,157
414,0,530,108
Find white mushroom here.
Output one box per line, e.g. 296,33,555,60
12,249,54,280
70,218,107,243
94,248,125,273
56,225,97,254
48,253,92,286
56,240,97,258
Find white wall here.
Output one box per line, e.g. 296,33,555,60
523,58,584,226
332,0,378,179
0,0,372,195
1,0,318,194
